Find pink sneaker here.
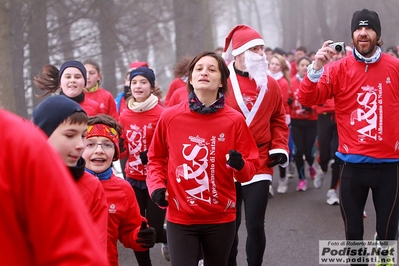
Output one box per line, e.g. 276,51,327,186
309,165,317,180
296,180,307,191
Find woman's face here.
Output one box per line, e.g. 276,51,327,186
189,56,222,93
269,57,282,74
84,64,101,89
130,75,153,102
297,59,311,77
60,67,85,97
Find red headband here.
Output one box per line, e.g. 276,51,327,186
87,124,120,161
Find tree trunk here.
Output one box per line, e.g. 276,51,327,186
0,0,15,112
10,0,27,117
27,0,49,108
173,0,214,60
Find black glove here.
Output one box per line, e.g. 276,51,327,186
226,150,244,171
268,153,287,168
119,137,126,153
136,221,156,248
139,150,148,165
302,106,313,112
287,98,293,105
151,188,168,207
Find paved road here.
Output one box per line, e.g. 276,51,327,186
117,167,378,266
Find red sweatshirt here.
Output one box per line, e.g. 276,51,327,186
299,53,399,159
0,109,107,266
85,87,119,120
80,96,103,116
77,171,108,253
147,102,260,225
119,104,164,181
100,174,147,266
164,77,186,106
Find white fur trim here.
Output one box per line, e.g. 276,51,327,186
269,148,289,168
232,39,265,56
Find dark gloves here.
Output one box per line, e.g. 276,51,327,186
287,98,293,105
139,150,148,165
302,105,313,112
268,153,287,168
151,188,168,207
226,150,244,171
136,221,156,249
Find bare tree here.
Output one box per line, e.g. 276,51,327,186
10,0,28,117
0,0,15,112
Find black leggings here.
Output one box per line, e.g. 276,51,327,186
166,221,235,266
228,180,270,266
133,186,167,266
291,119,318,180
317,113,339,189
339,162,399,241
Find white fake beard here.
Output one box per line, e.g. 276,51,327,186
244,51,268,91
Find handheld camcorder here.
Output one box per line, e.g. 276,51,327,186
328,42,345,52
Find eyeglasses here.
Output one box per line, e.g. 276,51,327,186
86,141,115,151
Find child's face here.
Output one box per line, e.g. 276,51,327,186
130,75,153,103
84,64,101,89
60,67,85,97
269,57,282,74
82,136,115,173
48,120,87,167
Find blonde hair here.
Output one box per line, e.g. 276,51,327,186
270,54,290,86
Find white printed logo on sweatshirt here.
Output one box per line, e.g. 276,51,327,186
349,84,383,142
175,135,219,205
109,204,116,213
126,123,153,175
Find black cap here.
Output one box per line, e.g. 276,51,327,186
59,60,87,86
32,95,86,137
351,9,381,36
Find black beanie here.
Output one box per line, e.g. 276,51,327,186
59,60,87,86
32,95,86,137
351,9,381,37
129,67,155,88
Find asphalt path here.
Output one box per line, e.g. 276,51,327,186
117,166,378,266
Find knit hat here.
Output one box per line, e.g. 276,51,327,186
129,61,149,72
59,60,87,86
351,9,381,37
129,67,155,88
86,123,120,161
223,24,265,57
32,95,86,137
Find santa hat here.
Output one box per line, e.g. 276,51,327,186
222,25,265,59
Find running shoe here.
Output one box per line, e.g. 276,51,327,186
198,259,204,266
277,177,288,193
269,184,274,198
314,171,326,188
326,189,339,205
296,179,307,191
308,165,317,180
161,243,170,262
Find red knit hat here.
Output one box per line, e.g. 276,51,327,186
223,25,265,57
129,61,149,72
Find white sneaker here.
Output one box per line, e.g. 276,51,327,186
269,184,274,197
161,243,170,262
198,259,204,266
314,171,326,188
277,177,288,193
326,189,339,205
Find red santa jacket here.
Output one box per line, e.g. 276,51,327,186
225,63,289,179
